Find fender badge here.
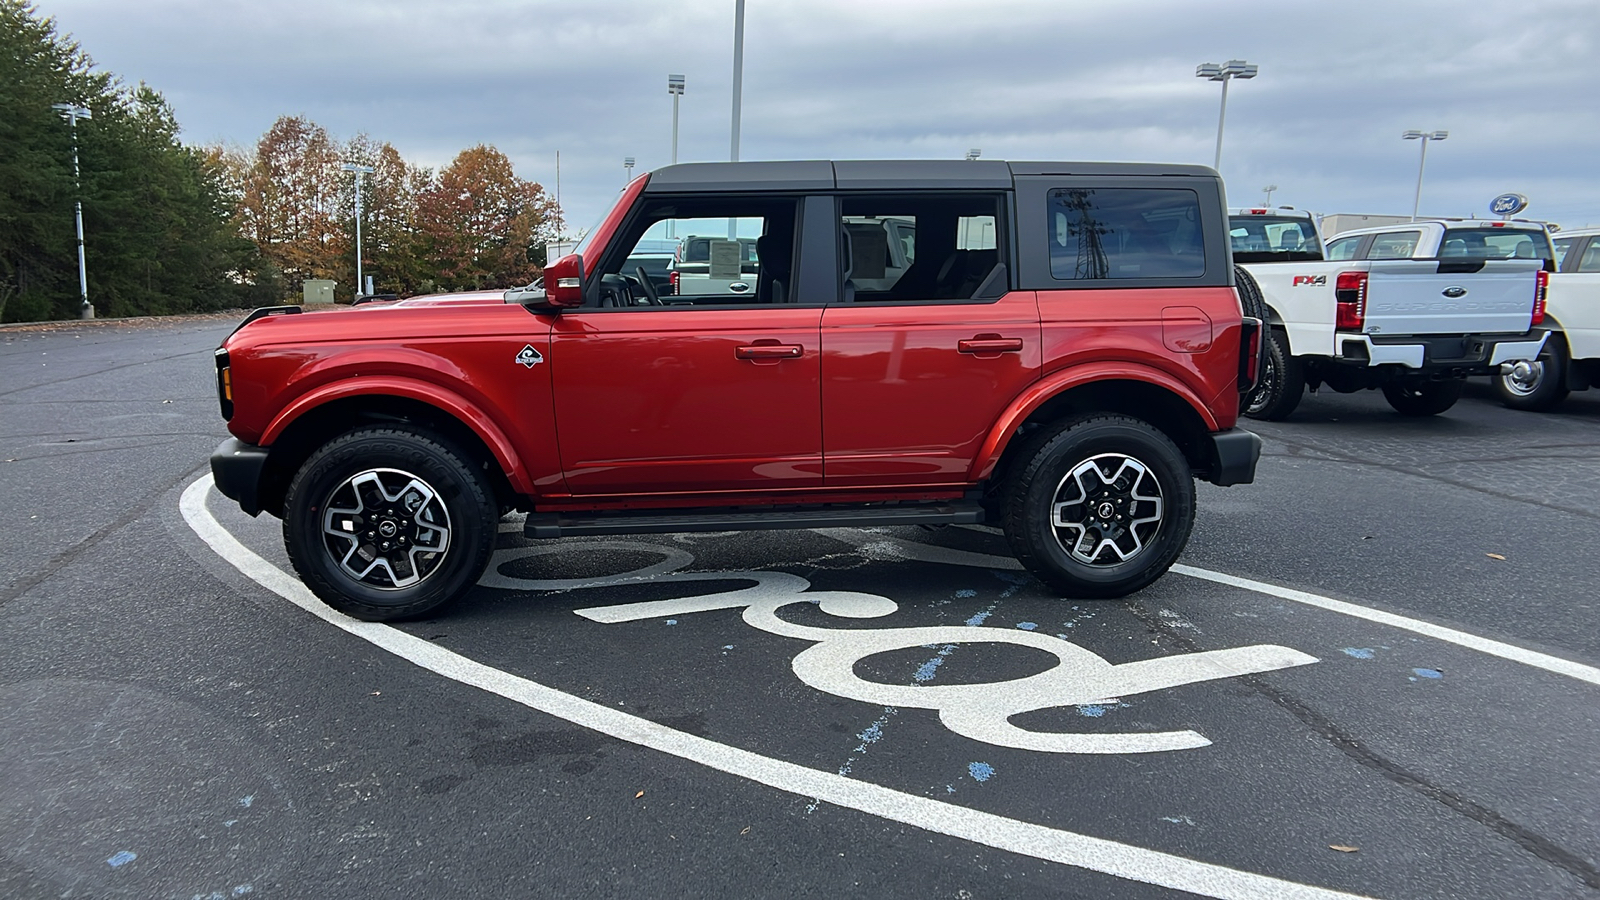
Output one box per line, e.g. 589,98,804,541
515,345,544,368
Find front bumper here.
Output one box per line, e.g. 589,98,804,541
1204,428,1261,487
1333,331,1548,372
210,438,269,517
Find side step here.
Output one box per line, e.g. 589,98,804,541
525,502,984,539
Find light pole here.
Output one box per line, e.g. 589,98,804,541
1402,130,1448,221
1195,59,1258,170
730,0,744,163
966,148,982,161
342,163,374,299
1263,184,1278,205
668,74,685,164
624,156,636,184
51,103,93,319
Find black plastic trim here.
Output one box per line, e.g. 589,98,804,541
227,305,302,338
1204,429,1261,487
210,438,269,517
526,502,984,538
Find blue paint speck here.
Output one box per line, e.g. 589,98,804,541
238,795,253,808
857,723,885,744
233,886,254,897
1413,667,1442,679
106,851,136,868
968,762,995,782
664,619,678,625
954,589,977,598
1341,648,1375,659
964,610,992,627
1077,704,1108,718
722,645,734,650
1015,622,1038,631
945,784,956,794
914,657,945,683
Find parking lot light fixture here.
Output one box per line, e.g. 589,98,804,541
1403,130,1448,221
51,103,94,319
1263,184,1278,205
624,156,636,184
668,74,685,165
341,163,374,301
1196,59,1257,170
966,148,982,161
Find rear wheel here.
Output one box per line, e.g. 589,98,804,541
1001,415,1196,598
1381,379,1464,416
1494,337,1569,411
1243,328,1303,420
283,425,497,621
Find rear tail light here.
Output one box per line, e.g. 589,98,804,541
1335,271,1368,331
669,270,679,294
1532,270,1548,327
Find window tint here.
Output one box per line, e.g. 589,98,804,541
1325,236,1362,261
596,198,799,307
1228,215,1320,260
1368,231,1422,259
1578,241,1600,274
839,194,1006,301
1047,189,1204,280
1440,228,1554,266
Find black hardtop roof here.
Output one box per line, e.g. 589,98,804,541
643,160,1219,193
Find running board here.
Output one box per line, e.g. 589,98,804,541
524,502,984,539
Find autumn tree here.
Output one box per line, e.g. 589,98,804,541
416,145,561,292
229,115,344,291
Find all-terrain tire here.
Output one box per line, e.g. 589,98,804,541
1243,328,1304,421
1381,379,1465,416
283,425,498,621
1001,415,1196,599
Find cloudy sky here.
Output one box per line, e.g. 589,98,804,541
41,0,1600,234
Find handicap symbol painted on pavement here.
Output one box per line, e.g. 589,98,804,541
483,535,1318,754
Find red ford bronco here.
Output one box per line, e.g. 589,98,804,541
211,160,1263,621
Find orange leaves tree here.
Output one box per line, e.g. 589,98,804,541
417,145,560,292
226,118,560,301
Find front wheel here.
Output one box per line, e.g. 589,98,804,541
1001,415,1196,598
283,426,498,621
1381,379,1464,416
1494,337,1569,411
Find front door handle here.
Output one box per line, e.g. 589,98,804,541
958,336,1024,354
736,343,804,360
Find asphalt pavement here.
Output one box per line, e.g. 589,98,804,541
2,317,1598,899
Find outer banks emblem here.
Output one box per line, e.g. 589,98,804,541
515,344,544,368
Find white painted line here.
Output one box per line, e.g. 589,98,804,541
180,475,1375,900
1172,565,1600,688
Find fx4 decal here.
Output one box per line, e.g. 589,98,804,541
1291,275,1327,287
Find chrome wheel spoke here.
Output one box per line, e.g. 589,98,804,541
319,467,452,591
1049,453,1165,567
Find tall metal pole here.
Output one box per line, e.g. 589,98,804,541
53,103,93,319
1411,139,1430,222
730,0,744,163
1213,77,1230,171
342,163,374,300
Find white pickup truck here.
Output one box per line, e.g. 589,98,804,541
1233,209,1549,419
1490,226,1600,410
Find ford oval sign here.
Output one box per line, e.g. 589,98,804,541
1490,193,1529,216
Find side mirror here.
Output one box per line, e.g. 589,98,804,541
503,279,547,306
545,254,585,308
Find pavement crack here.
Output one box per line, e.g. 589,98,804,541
1128,600,1600,893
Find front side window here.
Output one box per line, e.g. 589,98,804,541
1047,189,1204,280
1368,231,1422,259
839,194,1005,301
593,198,799,307
1325,236,1362,261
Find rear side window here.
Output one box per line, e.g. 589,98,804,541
839,193,1006,302
1368,231,1422,259
1441,227,1554,267
1325,236,1362,260
1047,189,1204,280
1553,236,1576,271
1578,241,1600,274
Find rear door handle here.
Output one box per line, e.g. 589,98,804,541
736,343,803,360
958,336,1024,354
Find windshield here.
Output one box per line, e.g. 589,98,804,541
1440,227,1555,268
1229,216,1323,262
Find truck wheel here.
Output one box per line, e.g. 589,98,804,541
1494,337,1569,411
1381,379,1464,416
283,426,498,621
1001,415,1196,599
1243,329,1303,421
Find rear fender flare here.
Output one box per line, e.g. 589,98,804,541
261,376,532,494
970,365,1220,482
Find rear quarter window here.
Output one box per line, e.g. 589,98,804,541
1367,231,1422,259
1441,227,1554,267
1047,188,1204,280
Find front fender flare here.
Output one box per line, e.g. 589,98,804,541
260,376,533,495
969,365,1221,482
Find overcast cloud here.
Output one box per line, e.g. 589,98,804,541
40,0,1600,234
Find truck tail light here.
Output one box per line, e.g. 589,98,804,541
1532,270,1548,327
1335,271,1368,331
669,270,679,294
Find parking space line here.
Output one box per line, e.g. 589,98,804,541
180,475,1376,900
1172,565,1600,687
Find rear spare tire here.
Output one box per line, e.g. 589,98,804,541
1001,415,1196,598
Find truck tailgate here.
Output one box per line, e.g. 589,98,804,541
1362,259,1541,336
